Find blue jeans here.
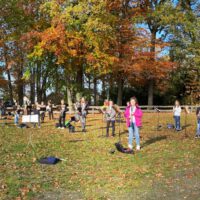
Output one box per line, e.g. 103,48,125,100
128,122,140,149
14,114,19,124
174,116,181,130
197,120,200,136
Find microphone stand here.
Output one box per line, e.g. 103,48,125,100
154,107,161,131
118,113,122,143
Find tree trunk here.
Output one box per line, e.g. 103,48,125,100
67,87,73,112
17,62,24,106
17,79,24,106
76,66,83,100
93,77,97,105
36,62,42,102
17,84,23,106
147,29,156,106
117,77,123,106
64,66,73,111
102,78,106,100
6,69,13,102
30,67,35,104
3,44,13,103
148,80,154,106
41,70,47,102
88,75,91,90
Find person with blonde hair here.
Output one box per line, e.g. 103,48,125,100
173,100,182,131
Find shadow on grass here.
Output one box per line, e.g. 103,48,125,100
68,139,85,143
182,124,191,129
142,135,167,148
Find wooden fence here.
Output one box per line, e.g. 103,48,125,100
5,105,198,115
85,106,198,115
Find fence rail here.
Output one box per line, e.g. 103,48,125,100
4,105,199,115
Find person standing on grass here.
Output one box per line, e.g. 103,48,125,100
173,100,182,131
34,102,41,128
46,100,54,120
58,99,67,129
78,97,89,132
105,101,116,137
14,104,20,125
40,101,46,123
124,97,143,151
195,107,200,138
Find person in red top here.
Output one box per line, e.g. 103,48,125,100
124,97,143,151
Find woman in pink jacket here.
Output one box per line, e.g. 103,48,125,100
124,97,143,151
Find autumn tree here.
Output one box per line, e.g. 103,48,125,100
134,0,176,105
25,0,117,106
169,0,200,104
0,0,42,105
104,0,139,106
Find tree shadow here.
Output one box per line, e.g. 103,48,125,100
88,119,102,122
68,139,85,143
142,135,167,148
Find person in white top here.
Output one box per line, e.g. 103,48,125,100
173,100,181,131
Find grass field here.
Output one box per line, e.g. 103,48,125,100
0,112,200,200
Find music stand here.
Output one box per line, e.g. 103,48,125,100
184,106,190,138
98,109,106,138
22,115,39,148
154,107,162,131
117,113,122,142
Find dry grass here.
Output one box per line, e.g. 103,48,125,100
0,112,200,200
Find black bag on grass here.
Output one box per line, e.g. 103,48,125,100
38,157,61,165
17,123,28,129
115,142,133,154
68,124,75,133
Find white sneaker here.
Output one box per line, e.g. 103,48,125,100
136,145,140,151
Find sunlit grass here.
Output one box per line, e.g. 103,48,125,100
0,112,200,199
